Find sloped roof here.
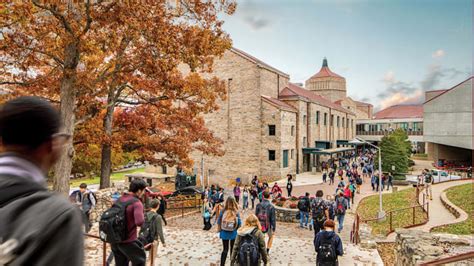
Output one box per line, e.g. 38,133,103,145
230,47,290,78
307,58,344,80
374,105,423,119
279,83,354,115
424,76,473,104
354,100,373,107
261,95,297,113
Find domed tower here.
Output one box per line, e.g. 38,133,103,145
305,58,347,102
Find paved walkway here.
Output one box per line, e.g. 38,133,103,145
275,172,323,187
386,179,472,240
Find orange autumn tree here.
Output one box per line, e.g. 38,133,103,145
1,1,236,191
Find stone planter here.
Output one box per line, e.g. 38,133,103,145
274,205,299,223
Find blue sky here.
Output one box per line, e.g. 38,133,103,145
221,0,472,110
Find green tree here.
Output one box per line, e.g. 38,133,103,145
391,128,412,158
376,133,409,174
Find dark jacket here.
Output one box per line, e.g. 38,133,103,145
0,174,83,266
314,230,344,264
255,199,276,231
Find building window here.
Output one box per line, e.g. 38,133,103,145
268,150,276,161
291,125,295,136
331,115,334,126
268,125,276,136
291,149,294,159
303,137,307,147
303,115,307,125
342,118,345,128
324,113,327,125
337,116,340,127
316,111,320,124
283,150,289,168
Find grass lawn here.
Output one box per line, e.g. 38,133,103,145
69,168,145,188
431,183,473,235
357,188,428,236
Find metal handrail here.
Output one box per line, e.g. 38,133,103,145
84,234,155,266
419,251,474,265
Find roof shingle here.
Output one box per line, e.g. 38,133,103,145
374,105,423,119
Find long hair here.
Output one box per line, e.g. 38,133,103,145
244,214,262,231
223,196,238,220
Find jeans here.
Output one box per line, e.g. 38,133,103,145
242,196,249,209
251,197,255,209
387,181,393,191
111,240,146,266
221,239,235,266
299,211,309,227
336,214,345,233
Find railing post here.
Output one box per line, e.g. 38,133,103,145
389,211,393,232
150,243,154,266
412,207,415,225
103,242,106,266
181,201,184,218
427,202,429,219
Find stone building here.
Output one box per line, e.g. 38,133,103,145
190,49,371,184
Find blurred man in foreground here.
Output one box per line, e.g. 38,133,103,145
0,96,83,265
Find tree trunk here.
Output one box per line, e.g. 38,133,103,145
100,90,115,189
53,40,80,195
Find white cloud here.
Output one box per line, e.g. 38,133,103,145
379,90,424,110
432,49,445,58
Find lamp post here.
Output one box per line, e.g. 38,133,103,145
349,137,385,220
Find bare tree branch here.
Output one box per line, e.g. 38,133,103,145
32,1,75,37
81,0,92,36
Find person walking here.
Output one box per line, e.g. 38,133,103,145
386,172,393,191
202,198,213,230
110,179,148,266
234,184,241,204
286,174,293,197
250,185,258,209
298,192,311,229
138,199,165,262
230,214,268,266
334,191,348,233
323,172,327,183
242,186,250,210
0,96,83,265
217,196,241,266
70,183,96,233
255,191,276,254
371,174,376,191
271,182,282,198
311,190,329,235
157,194,167,226
314,220,344,266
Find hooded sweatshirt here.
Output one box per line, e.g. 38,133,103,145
231,226,268,265
314,230,344,260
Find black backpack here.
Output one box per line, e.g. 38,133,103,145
99,198,138,243
138,212,158,249
238,229,260,266
297,198,308,211
317,235,337,265
311,199,326,223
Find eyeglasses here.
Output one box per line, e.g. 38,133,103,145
52,132,72,146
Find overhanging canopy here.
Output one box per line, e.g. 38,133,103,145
303,147,355,155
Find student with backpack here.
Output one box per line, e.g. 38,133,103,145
311,190,329,235
329,170,335,185
157,194,168,226
138,199,165,262
230,214,268,266
355,175,363,194
202,198,213,230
322,172,327,183
334,191,348,233
218,196,242,266
100,179,147,266
423,169,433,200
234,184,242,203
70,183,96,233
386,172,393,191
255,191,276,254
0,97,83,265
314,219,343,266
298,192,311,228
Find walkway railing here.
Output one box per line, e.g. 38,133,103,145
166,196,203,218
419,251,474,265
356,130,423,136
84,234,155,266
350,187,429,244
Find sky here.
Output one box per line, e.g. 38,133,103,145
220,0,473,110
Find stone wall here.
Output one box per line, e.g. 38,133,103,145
89,187,125,222
395,229,473,266
274,205,299,223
